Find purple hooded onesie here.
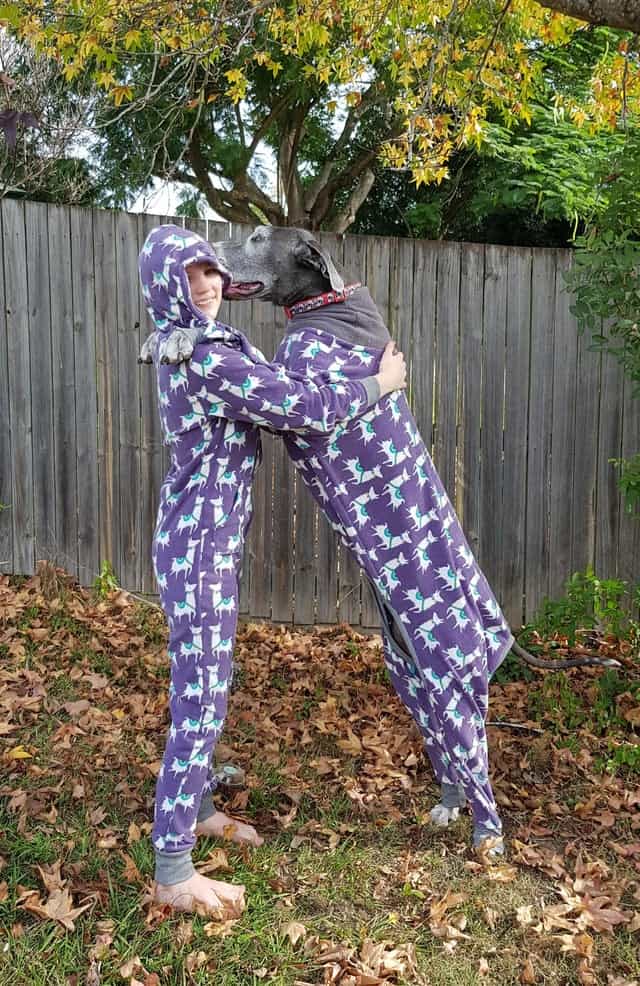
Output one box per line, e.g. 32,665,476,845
138,226,382,884
271,285,515,847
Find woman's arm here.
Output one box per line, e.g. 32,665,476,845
178,341,404,436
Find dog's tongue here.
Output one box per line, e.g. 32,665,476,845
224,281,262,300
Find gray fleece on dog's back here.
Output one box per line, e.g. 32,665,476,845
285,287,391,351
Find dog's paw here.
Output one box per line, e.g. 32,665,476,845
138,331,157,364
430,804,460,827
157,326,201,365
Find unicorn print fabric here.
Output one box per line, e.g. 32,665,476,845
139,227,383,882
275,287,514,843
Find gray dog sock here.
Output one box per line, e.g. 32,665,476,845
196,791,217,823
430,780,466,826
441,781,466,809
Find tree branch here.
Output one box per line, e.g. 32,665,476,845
279,101,307,224
304,82,384,213
247,91,293,158
535,0,640,32
186,131,253,222
329,167,376,233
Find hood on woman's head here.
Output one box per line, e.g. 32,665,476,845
138,224,232,333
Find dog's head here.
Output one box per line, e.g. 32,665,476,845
214,225,344,308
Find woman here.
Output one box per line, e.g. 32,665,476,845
138,224,407,917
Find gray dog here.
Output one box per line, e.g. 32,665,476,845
138,222,615,859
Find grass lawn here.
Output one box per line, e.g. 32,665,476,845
1,564,639,986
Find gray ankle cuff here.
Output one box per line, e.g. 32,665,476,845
441,781,466,809
196,792,217,823
154,848,195,885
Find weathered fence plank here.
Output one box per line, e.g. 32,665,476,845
457,244,484,558
0,204,15,571
434,242,461,501
25,201,56,570
411,242,437,455
525,250,556,617
479,244,508,589
549,251,580,601
4,199,34,574
94,210,120,578
137,213,165,593
115,211,142,589
49,205,79,579
71,206,100,585
501,248,532,627
570,317,601,579
617,372,639,595
595,343,625,580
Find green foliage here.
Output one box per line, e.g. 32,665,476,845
528,668,640,740
528,672,587,730
92,560,119,599
564,123,640,511
353,30,634,244
520,567,633,648
610,453,640,516
600,741,640,776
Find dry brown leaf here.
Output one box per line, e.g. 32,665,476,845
120,852,144,885
85,959,101,986
63,700,91,717
199,848,231,874
36,860,65,894
119,956,146,979
185,950,209,973
520,957,536,984
21,887,92,931
283,920,307,945
203,917,241,938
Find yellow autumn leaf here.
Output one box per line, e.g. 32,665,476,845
7,745,33,760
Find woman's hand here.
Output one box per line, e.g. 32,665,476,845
375,341,407,397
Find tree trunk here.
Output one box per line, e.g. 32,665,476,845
535,0,640,32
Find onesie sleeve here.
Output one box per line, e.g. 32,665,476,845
186,343,380,435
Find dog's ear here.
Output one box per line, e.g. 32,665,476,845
293,237,344,292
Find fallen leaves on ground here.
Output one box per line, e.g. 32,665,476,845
1,563,639,984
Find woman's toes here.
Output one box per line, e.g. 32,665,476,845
154,873,246,917
196,812,264,847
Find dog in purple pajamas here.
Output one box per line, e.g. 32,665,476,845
210,226,515,858
138,224,407,916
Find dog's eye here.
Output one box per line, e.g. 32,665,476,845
250,231,264,244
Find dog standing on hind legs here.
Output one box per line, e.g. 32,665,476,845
141,224,617,859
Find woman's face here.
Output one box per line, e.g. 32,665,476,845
186,261,224,319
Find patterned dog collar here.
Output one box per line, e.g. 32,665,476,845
284,283,361,319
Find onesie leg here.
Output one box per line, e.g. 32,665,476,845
152,564,238,881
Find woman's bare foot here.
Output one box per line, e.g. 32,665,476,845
195,810,264,847
154,872,246,917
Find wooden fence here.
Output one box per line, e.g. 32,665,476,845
0,199,637,628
